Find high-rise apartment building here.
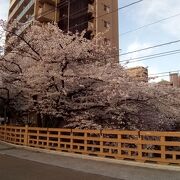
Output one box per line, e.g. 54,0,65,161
8,0,119,61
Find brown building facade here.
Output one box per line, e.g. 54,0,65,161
8,0,119,60
170,73,180,88
127,66,148,83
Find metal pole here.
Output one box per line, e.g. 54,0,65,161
67,0,70,31
55,0,58,22
95,0,98,44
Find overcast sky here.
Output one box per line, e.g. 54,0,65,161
1,0,180,81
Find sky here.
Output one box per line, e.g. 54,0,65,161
0,0,180,81
119,0,180,81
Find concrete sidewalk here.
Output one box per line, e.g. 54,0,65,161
0,141,180,180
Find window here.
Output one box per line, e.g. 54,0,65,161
104,38,110,45
104,20,110,28
104,4,110,13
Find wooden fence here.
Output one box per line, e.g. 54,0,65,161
0,125,180,165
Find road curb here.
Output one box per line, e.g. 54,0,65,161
0,140,180,172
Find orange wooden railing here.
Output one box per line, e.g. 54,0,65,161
0,125,179,165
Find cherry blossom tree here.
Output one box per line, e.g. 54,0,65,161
0,20,180,130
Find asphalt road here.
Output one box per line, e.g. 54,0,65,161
0,154,120,180
0,142,180,180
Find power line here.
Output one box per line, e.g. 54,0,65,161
121,49,180,63
103,39,180,61
149,73,179,79
149,74,170,79
97,0,144,20
120,12,180,36
91,43,180,65
120,50,180,64
120,39,180,56
149,70,180,76
149,70,180,80
83,45,180,68
85,39,180,65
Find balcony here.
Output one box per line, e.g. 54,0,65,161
87,21,94,32
37,3,56,22
8,0,24,22
16,0,35,22
87,4,95,19
39,0,56,6
16,16,34,36
88,4,94,13
9,0,18,12
88,0,95,5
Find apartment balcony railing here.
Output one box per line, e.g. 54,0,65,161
16,16,34,36
9,0,17,11
17,0,35,22
8,0,24,22
88,4,95,14
39,0,56,6
87,21,94,32
37,2,56,22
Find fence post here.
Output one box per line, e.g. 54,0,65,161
4,124,7,141
47,128,50,149
117,133,122,159
24,125,28,146
70,129,73,152
100,130,103,155
160,136,167,164
84,131,87,153
137,131,143,162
